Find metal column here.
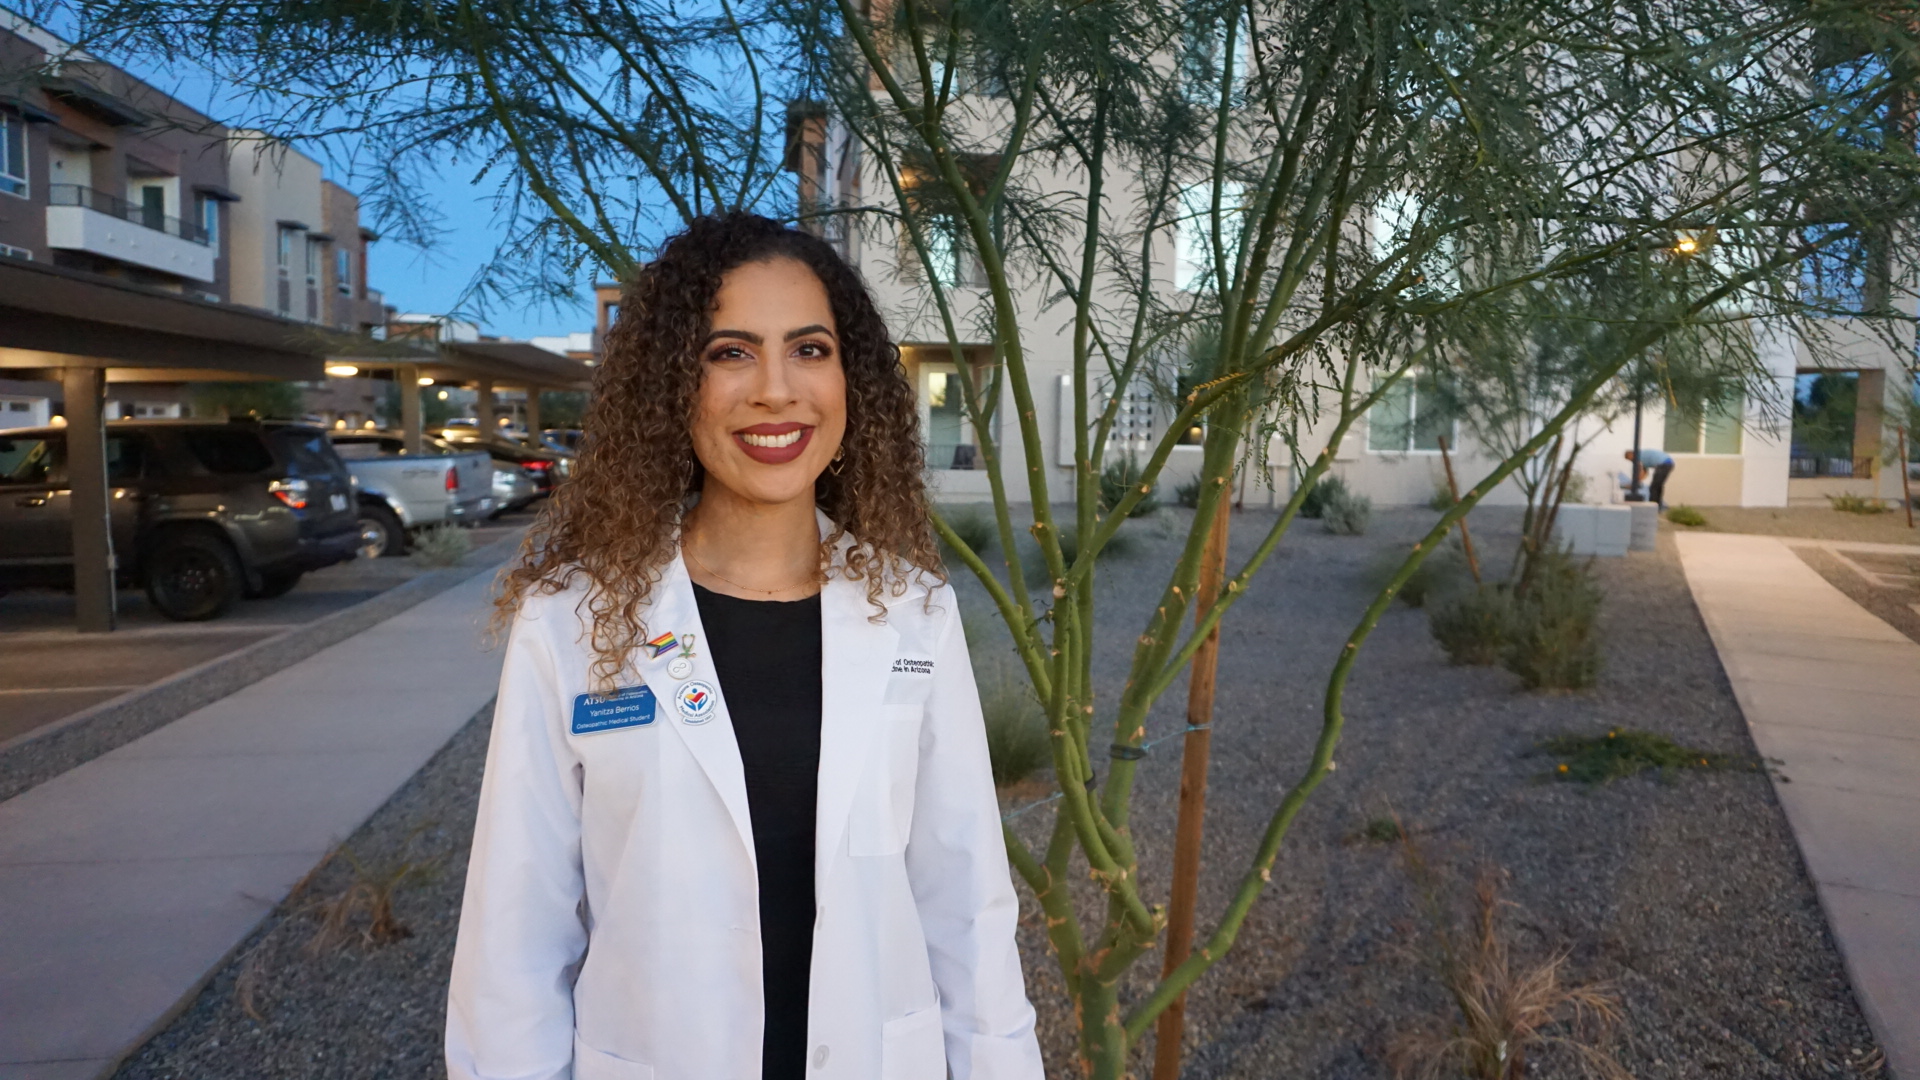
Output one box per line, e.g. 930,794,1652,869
473,378,495,437
399,364,424,455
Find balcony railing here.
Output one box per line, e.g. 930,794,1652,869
47,184,210,247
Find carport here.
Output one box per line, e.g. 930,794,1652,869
324,338,594,453
0,259,326,633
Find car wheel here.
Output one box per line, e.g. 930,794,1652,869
252,569,303,599
145,532,243,621
357,504,404,558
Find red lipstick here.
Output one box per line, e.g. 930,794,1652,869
733,422,814,465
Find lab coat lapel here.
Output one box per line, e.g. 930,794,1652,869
815,535,898,885
650,553,758,866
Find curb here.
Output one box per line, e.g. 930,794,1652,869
0,531,525,805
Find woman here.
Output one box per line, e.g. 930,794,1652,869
447,213,1043,1080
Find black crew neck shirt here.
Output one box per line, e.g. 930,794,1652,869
691,583,823,1080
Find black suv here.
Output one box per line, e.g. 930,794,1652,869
0,419,361,620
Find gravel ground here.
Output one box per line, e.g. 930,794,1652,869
1790,543,1920,647
1689,504,1919,545
111,506,1882,1080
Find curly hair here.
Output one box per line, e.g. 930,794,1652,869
494,212,942,689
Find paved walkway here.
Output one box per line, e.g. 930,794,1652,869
0,570,503,1080
1676,532,1920,1080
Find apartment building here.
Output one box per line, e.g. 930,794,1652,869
789,104,1916,511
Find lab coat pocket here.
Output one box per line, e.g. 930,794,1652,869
849,704,924,856
573,1034,654,1080
880,1005,947,1080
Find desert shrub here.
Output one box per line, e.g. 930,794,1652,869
1665,505,1707,527
1828,492,1891,514
298,840,441,954
1429,585,1515,665
1540,728,1735,785
1298,474,1350,519
1174,476,1202,509
409,523,472,568
1321,483,1373,535
972,656,1051,787
939,505,997,557
1428,485,1456,511
1503,548,1602,691
1099,455,1161,518
1371,539,1471,608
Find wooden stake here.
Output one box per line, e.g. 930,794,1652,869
1901,427,1914,529
1435,434,1482,584
1152,492,1231,1080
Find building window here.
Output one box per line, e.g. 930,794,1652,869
0,112,25,198
276,227,295,314
1367,372,1451,452
1664,396,1743,455
197,195,219,248
336,248,352,295
0,242,29,261
1174,182,1246,293
306,237,321,283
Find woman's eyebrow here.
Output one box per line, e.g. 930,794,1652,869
783,324,835,342
703,328,763,346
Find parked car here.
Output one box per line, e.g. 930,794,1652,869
0,419,360,620
539,428,583,455
492,461,540,516
326,432,494,557
433,427,568,492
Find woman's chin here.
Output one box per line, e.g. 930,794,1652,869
706,463,828,508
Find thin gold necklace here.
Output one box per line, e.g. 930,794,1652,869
683,531,818,598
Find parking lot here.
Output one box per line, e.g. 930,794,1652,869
0,514,532,746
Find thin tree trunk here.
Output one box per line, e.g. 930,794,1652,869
1435,434,1482,584
1151,493,1232,1080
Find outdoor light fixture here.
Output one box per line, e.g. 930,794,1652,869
1674,236,1699,255
437,390,449,400
364,420,377,429
325,363,360,377
50,415,67,428
335,419,346,429
418,376,434,386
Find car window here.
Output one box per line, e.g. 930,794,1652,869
274,431,345,478
107,436,147,484
0,437,56,485
183,430,274,474
330,440,384,460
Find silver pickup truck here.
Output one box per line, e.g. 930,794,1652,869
327,432,493,557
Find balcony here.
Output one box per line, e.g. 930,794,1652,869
44,184,216,283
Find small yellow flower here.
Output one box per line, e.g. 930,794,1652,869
1607,731,1616,739
1557,764,1569,773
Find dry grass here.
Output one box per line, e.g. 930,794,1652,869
1392,830,1628,1080
294,836,443,955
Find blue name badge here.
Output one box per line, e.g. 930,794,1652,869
570,685,658,735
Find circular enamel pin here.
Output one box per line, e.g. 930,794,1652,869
675,680,717,724
667,656,694,680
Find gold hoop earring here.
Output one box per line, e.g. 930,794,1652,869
828,444,847,476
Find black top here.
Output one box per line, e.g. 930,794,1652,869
692,583,823,1080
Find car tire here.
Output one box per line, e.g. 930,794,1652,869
357,503,405,559
145,531,244,621
252,569,303,599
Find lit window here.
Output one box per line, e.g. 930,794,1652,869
196,195,219,247
335,248,352,294
0,112,24,198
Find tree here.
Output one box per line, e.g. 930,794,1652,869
191,380,304,420
57,0,1920,1074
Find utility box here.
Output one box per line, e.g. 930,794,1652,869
1628,502,1659,551
1553,504,1632,556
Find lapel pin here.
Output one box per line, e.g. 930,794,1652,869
667,633,698,680
675,680,717,724
644,631,680,659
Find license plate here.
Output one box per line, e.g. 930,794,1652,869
330,493,348,512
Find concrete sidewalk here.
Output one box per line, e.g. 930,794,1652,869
1676,532,1920,1080
0,570,503,1080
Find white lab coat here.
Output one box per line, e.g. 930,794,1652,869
446,524,1044,1080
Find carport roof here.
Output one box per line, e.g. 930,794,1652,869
329,338,595,390
0,258,329,382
